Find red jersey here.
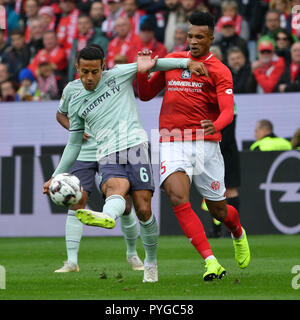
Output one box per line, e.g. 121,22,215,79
56,8,80,58
126,37,168,63
106,33,139,69
28,47,67,76
253,56,285,93
137,51,234,142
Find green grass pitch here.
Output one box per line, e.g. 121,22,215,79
0,234,299,300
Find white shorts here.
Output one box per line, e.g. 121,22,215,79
160,140,226,201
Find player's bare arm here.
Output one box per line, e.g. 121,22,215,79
57,111,89,142
56,111,70,130
137,49,209,77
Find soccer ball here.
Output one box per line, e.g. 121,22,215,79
49,173,83,207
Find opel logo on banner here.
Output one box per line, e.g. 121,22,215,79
260,151,300,234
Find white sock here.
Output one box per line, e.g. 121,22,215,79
139,214,158,266
65,210,83,265
120,208,138,258
204,255,216,262
103,195,126,220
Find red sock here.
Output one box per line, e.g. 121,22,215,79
173,202,213,260
223,205,243,238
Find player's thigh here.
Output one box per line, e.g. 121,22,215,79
126,143,155,194
162,171,191,206
123,194,132,215
98,152,130,197
131,189,153,222
160,141,193,206
193,141,226,202
69,160,98,195
102,177,130,197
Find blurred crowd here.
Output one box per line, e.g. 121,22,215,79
0,0,299,102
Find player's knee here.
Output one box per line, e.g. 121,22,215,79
168,193,189,207
135,203,151,222
102,178,129,197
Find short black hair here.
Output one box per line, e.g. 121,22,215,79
188,11,215,33
140,19,155,32
10,29,24,37
77,44,105,64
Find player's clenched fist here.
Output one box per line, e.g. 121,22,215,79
43,178,53,194
187,60,209,77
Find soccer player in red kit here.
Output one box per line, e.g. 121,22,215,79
137,11,250,281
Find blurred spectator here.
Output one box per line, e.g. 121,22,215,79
106,16,139,69
0,29,9,62
269,0,291,30
68,14,109,80
227,46,252,94
136,0,167,43
259,9,283,44
2,29,31,81
36,56,63,100
122,0,146,36
27,17,44,60
114,54,128,64
126,19,168,62
56,0,80,58
291,127,300,150
0,63,10,82
209,44,223,61
213,16,249,65
215,0,250,41
248,40,285,93
21,0,40,43
76,0,96,14
0,0,20,34
291,0,300,39
17,67,40,101
38,6,56,32
0,79,20,101
102,0,125,39
172,22,188,52
275,30,296,64
250,119,292,151
89,1,106,28
276,42,300,92
28,30,67,78
237,0,265,41
164,0,186,52
180,0,208,21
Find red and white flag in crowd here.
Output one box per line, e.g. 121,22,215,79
0,5,6,30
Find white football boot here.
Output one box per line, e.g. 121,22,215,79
143,264,158,282
55,261,79,273
127,255,144,271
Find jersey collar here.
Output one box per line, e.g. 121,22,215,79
188,51,214,62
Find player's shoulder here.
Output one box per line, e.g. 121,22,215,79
207,55,232,78
63,79,83,94
165,51,189,59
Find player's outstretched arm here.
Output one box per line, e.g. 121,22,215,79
43,131,83,194
137,49,209,76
